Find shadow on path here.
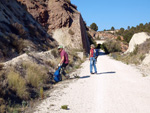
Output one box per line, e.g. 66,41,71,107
99,51,107,56
97,71,116,75
80,75,90,79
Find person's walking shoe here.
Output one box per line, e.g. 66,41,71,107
65,75,70,79
91,73,94,74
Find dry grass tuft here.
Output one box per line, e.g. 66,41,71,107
40,87,44,99
7,70,28,99
51,49,59,57
22,62,48,88
0,104,6,113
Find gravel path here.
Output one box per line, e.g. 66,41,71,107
34,52,150,113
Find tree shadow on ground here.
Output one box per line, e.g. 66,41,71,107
99,51,107,56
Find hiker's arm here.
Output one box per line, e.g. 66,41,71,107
59,56,64,65
89,51,91,60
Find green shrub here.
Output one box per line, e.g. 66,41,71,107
61,105,68,110
102,39,121,54
140,54,145,61
133,45,138,55
12,109,19,113
117,36,121,41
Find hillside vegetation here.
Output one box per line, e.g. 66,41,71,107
116,22,150,43
0,0,57,61
100,22,150,69
113,38,150,65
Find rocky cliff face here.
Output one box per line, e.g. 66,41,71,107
0,0,57,61
17,0,90,53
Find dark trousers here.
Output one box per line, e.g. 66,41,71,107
60,63,68,76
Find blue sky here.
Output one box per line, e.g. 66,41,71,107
71,0,150,31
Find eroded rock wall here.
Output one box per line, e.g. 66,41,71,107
17,0,90,53
0,0,57,61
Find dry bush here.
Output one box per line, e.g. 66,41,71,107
12,23,27,38
102,39,121,54
138,39,150,54
9,33,26,53
0,64,4,70
51,48,59,57
113,44,147,65
45,59,59,68
65,0,71,3
68,29,75,35
40,87,44,99
22,62,48,88
27,24,36,37
67,49,83,72
120,39,150,65
7,70,28,99
130,45,138,56
0,71,6,97
0,104,6,113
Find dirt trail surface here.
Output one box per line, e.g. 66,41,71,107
33,52,150,113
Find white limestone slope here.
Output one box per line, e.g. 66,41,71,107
125,32,150,53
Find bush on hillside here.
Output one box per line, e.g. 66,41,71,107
138,38,150,54
113,38,150,65
0,64,4,70
101,39,121,54
22,62,48,88
12,23,27,39
9,33,27,54
68,29,75,35
7,70,29,99
102,39,121,54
